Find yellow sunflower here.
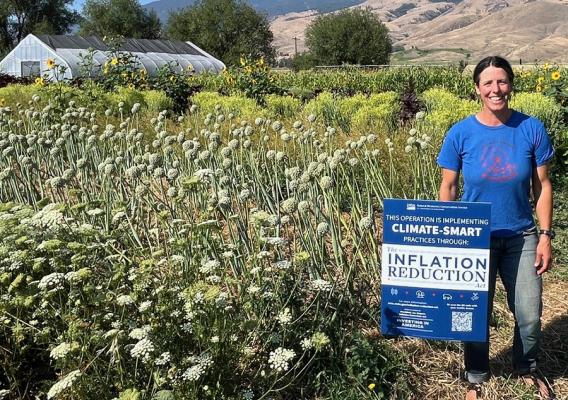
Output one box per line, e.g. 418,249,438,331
46,58,56,69
543,62,550,71
35,77,44,86
535,84,543,92
551,71,561,81
111,57,119,66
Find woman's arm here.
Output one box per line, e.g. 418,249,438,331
532,164,553,275
439,168,459,201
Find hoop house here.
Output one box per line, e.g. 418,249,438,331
0,34,226,80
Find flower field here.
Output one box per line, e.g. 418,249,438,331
0,63,567,399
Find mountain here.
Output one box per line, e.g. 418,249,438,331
143,0,366,23
271,0,568,63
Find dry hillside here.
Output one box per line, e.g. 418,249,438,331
270,0,568,63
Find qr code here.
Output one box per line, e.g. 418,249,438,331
452,311,473,332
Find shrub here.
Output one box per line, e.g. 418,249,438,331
265,94,301,118
105,87,147,114
0,84,38,106
421,88,479,132
190,91,261,119
142,90,174,113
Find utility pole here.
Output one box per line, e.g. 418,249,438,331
293,36,298,56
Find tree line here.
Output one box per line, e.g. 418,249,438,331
0,0,391,68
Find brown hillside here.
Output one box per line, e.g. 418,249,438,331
270,0,568,63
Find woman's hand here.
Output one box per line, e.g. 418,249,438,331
534,235,552,275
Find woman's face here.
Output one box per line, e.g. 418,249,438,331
475,66,512,114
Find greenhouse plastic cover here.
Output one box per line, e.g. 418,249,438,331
31,35,225,77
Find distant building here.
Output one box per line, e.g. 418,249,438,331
0,34,225,80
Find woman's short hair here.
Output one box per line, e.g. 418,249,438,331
473,56,514,85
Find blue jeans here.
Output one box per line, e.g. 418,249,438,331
464,230,542,383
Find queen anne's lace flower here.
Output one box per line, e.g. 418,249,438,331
277,308,292,325
116,294,134,306
268,347,296,372
38,273,65,291
47,370,82,399
130,338,154,361
50,342,72,360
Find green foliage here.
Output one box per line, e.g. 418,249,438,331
274,66,474,97
421,88,479,131
265,94,302,118
80,0,161,39
0,0,80,51
166,0,275,66
304,91,342,128
105,86,146,112
509,92,563,131
190,91,261,119
0,84,39,105
292,52,319,71
230,56,279,103
305,8,392,66
142,90,174,113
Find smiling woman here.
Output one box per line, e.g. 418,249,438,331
438,56,556,400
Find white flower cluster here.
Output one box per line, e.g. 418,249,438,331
273,260,291,270
28,203,64,231
138,300,153,312
155,351,171,366
50,342,72,360
310,279,333,292
277,308,292,325
130,338,154,361
268,347,296,372
38,272,65,292
181,352,214,381
129,325,151,340
47,369,82,399
116,294,135,306
200,258,220,274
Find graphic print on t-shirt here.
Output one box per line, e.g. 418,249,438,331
480,142,518,182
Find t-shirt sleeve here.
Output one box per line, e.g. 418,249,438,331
533,119,554,166
437,127,462,171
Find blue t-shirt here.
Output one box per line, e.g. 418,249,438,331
437,111,554,236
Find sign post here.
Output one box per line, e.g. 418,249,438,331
381,199,491,342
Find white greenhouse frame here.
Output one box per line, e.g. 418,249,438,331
0,34,226,80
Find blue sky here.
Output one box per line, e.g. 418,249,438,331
72,0,154,11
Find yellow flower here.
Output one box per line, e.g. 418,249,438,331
257,57,265,66
240,56,246,66
543,63,550,71
0,98,5,107
187,63,194,72
551,71,561,81
537,76,544,83
140,68,147,76
536,84,543,92
35,77,44,86
169,75,175,82
111,58,119,66
368,383,376,391
46,58,56,69
128,83,135,89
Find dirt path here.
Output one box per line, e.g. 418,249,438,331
391,279,568,399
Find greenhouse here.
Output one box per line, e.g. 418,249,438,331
0,34,226,80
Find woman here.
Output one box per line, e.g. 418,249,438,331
437,56,555,400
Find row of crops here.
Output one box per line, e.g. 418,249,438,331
0,64,567,399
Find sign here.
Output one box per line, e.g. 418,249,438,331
380,199,491,342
